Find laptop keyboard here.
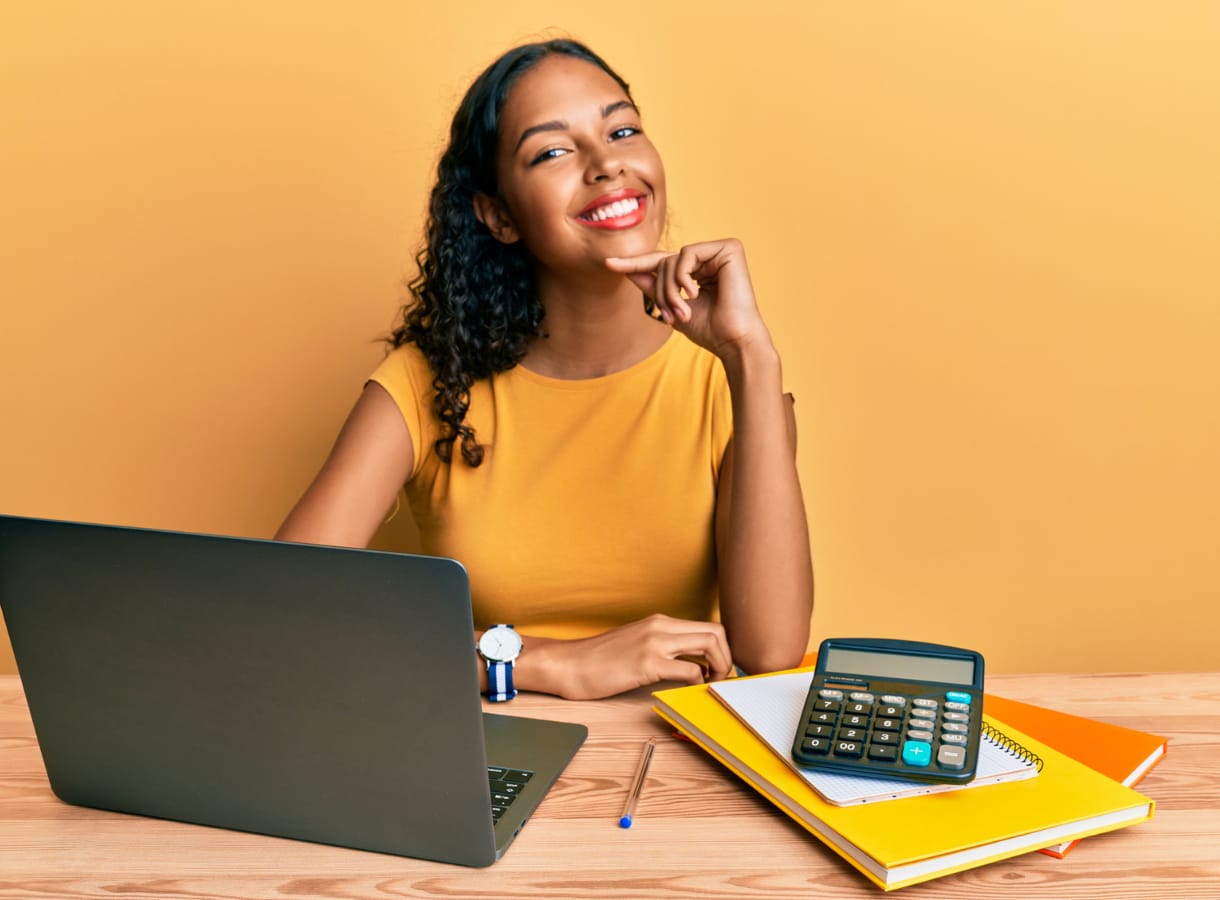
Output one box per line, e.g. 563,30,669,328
488,766,534,823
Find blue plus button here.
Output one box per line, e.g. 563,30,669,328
901,740,933,767
945,691,972,705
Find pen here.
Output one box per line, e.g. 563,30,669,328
619,737,656,828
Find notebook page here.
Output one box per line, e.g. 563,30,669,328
710,671,1039,806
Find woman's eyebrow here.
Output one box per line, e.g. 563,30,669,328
513,100,639,152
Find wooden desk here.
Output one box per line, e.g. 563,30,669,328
1,672,1217,898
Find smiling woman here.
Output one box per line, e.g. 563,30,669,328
274,39,814,701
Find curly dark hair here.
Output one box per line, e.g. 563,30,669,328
388,39,635,467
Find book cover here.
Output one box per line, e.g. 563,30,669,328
710,670,1039,806
653,676,1154,891
983,691,1167,858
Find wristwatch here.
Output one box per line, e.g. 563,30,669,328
478,624,523,702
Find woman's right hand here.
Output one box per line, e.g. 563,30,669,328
514,614,734,700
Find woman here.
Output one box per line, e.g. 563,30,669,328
277,39,813,699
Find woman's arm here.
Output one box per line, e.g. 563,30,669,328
714,346,814,674
605,240,814,674
275,382,415,548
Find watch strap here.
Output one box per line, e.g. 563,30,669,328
486,659,517,702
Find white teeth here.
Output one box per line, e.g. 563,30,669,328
585,197,640,221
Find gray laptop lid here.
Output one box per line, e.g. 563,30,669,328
0,515,585,867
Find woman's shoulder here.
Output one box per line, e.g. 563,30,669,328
368,341,440,408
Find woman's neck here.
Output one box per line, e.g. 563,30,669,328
521,269,671,379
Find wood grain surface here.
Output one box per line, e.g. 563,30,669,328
0,672,1216,899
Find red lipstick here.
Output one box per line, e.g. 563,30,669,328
575,190,648,230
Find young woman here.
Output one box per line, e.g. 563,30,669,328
276,39,813,700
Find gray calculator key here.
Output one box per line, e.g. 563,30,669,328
937,745,967,769
910,707,936,719
942,722,968,733
913,698,938,709
880,695,907,706
835,739,864,758
940,733,967,745
944,701,970,712
907,729,934,742
943,711,970,722
819,689,844,699
849,692,875,703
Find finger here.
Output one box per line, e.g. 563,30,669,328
655,657,712,686
666,630,732,681
621,270,657,299
673,245,703,304
604,252,674,273
658,255,689,322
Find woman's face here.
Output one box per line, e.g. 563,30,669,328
482,54,667,274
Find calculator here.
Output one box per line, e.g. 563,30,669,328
791,637,985,784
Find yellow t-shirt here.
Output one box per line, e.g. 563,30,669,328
369,333,733,640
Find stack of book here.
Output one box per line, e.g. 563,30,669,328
653,668,1165,891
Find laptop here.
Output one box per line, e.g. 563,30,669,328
0,514,586,867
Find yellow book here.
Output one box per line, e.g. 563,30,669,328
653,673,1154,891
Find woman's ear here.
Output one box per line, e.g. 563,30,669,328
473,193,520,244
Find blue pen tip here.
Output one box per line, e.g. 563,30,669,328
619,815,632,828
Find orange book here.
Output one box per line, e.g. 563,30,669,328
983,693,1167,858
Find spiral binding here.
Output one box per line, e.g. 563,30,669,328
982,720,1045,772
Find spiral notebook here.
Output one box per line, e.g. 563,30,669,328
709,670,1040,806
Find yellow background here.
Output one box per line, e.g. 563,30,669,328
2,2,1218,675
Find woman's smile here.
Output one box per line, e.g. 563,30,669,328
575,190,648,230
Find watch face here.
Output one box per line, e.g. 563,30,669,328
479,626,522,662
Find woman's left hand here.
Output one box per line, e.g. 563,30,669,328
605,239,771,360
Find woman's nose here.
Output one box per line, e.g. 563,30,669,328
585,145,624,183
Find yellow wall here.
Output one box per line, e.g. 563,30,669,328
3,2,1218,676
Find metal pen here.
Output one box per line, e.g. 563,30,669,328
618,737,656,828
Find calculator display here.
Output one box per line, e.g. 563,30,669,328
822,647,976,686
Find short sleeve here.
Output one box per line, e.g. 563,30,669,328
367,343,437,476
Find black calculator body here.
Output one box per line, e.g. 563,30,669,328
791,637,985,784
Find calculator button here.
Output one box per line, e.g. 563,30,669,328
936,745,967,769
834,740,864,758
871,730,899,745
944,701,970,712
844,714,870,727
943,711,970,723
940,733,967,745
874,717,901,731
910,707,936,720
901,740,933,767
945,691,972,705
907,729,933,742
849,692,875,703
809,711,837,725
818,689,844,699
815,699,841,712
877,704,904,718
805,724,834,738
837,727,867,742
868,743,898,761
880,695,907,706
801,737,831,754
845,702,872,715
912,698,938,709
942,722,969,734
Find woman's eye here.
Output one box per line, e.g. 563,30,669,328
529,147,568,166
610,126,640,140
